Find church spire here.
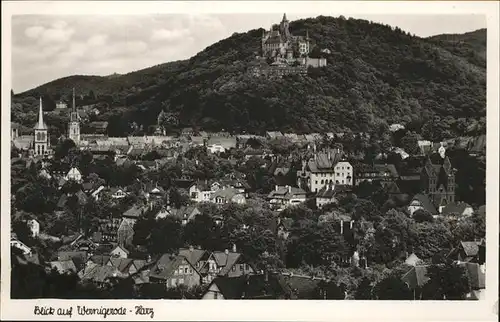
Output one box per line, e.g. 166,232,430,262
35,97,47,130
282,13,288,22
72,87,76,112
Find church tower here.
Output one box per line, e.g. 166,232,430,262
68,88,80,144
34,97,49,156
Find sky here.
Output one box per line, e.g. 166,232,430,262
11,13,486,93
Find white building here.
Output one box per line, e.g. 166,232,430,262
267,185,307,211
297,150,353,192
66,167,83,182
27,219,40,237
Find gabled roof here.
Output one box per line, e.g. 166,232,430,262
211,251,242,276
57,251,88,270
441,202,472,216
460,241,480,257
212,188,242,201
149,254,194,280
410,193,437,214
49,260,77,274
401,265,429,289
89,254,111,266
108,257,134,273
122,205,143,219
267,186,307,199
81,264,126,283
404,253,423,266
178,248,207,267
316,184,336,199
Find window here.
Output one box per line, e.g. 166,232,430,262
178,278,184,285
171,278,177,286
184,267,188,274
214,292,219,299
232,265,236,272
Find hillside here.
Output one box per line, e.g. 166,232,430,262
427,28,486,68
12,16,486,139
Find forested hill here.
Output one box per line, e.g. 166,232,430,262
12,16,486,139
427,28,486,68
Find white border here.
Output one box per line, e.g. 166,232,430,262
2,1,499,321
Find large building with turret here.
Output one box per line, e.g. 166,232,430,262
261,13,310,59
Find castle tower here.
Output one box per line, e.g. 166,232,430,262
68,88,80,144
280,13,291,40
34,97,49,156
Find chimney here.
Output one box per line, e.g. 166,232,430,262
224,249,229,255
287,185,291,194
232,243,237,253
275,185,279,191
189,245,194,252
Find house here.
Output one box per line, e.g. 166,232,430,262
178,247,210,271
148,254,202,288
80,264,127,287
188,181,216,203
211,188,246,205
88,121,109,134
106,258,145,276
122,205,144,219
199,249,255,284
421,155,456,211
448,240,484,263
315,183,337,208
462,262,486,300
202,272,342,299
389,123,405,132
26,219,40,237
207,136,237,152
87,254,112,267
117,218,136,247
11,237,32,255
172,206,202,225
267,185,307,211
401,265,429,300
275,217,293,240
296,149,352,192
110,244,129,258
91,185,106,201
66,167,82,182
266,131,283,140
373,164,399,182
440,202,474,217
405,253,423,266
207,143,226,154
11,121,20,139
110,187,128,199
57,250,88,271
407,193,437,216
49,260,77,274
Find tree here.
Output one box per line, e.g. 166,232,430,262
424,263,471,300
157,110,179,134
412,209,434,223
399,131,420,155
373,274,413,300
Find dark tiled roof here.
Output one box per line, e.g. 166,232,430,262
316,184,336,198
441,202,472,216
108,258,134,273
178,248,207,267
149,254,191,280
401,265,429,289
410,193,437,214
89,255,111,266
374,164,399,177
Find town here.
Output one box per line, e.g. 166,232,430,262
10,14,486,300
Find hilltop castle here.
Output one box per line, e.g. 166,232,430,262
250,14,327,78
261,13,310,59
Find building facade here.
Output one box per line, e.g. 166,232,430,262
262,14,310,59
421,155,456,211
33,97,50,157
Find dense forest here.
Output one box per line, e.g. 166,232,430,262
12,16,486,138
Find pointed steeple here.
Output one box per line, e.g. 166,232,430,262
72,87,76,112
282,13,288,22
306,29,309,40
35,97,47,130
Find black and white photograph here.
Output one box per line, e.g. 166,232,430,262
1,0,499,321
